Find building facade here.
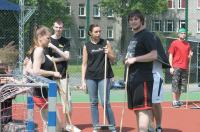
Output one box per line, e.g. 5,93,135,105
64,0,121,58
149,0,200,38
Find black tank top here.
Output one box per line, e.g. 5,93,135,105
85,39,114,80
31,48,54,98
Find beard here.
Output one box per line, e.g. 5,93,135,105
132,24,142,31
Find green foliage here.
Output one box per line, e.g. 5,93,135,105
36,0,72,27
10,0,71,27
100,0,168,16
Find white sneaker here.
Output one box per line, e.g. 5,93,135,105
66,125,81,132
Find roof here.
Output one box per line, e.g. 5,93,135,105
0,0,20,12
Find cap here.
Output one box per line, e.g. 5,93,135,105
178,28,186,33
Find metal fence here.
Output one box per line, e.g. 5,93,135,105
1,0,200,89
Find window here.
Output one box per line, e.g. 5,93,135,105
107,27,114,39
178,0,185,9
79,4,86,16
63,28,71,38
168,0,175,9
152,20,162,31
66,3,71,15
179,20,185,28
79,26,85,38
198,0,200,9
107,8,114,17
164,20,174,32
93,5,100,17
197,20,200,33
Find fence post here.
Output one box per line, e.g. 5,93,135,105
47,81,57,132
185,0,188,40
0,102,1,132
27,93,34,131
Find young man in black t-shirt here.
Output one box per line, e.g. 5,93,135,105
46,19,80,131
125,10,157,132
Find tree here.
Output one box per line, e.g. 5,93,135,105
9,0,72,52
10,0,72,27
100,0,168,53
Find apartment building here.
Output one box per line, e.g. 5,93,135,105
150,0,200,38
63,0,121,56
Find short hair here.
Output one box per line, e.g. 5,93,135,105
128,10,145,25
53,18,64,26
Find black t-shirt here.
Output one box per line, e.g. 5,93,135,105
31,49,54,98
85,38,114,80
47,36,70,78
153,34,170,69
126,29,156,82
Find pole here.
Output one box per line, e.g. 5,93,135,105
185,0,188,40
86,0,90,42
19,0,25,76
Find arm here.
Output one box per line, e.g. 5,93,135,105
32,47,60,77
48,43,70,62
106,41,116,63
81,45,88,89
169,53,174,74
189,50,193,58
169,53,173,67
125,50,157,65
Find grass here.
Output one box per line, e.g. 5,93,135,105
13,90,200,103
68,63,124,79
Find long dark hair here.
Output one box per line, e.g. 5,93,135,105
28,25,51,55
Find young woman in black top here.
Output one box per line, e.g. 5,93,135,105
28,25,63,131
81,24,116,132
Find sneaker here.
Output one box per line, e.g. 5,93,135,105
178,101,184,106
66,125,81,132
156,127,163,132
172,101,181,108
148,127,155,132
93,130,98,132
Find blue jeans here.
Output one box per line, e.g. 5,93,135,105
86,79,116,128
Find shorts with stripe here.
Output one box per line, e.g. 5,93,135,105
152,72,164,103
127,80,153,110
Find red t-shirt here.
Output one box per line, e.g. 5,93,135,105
168,39,191,70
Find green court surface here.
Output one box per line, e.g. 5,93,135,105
13,90,200,103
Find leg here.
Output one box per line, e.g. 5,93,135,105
56,108,63,131
152,73,163,129
98,79,116,126
181,69,188,93
172,68,182,106
86,79,99,128
149,108,155,131
41,108,48,132
152,103,162,128
135,110,151,132
60,78,72,126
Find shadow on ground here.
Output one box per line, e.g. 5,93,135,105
163,128,182,132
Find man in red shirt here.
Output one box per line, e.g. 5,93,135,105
168,28,192,108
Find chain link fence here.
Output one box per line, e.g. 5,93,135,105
1,0,200,89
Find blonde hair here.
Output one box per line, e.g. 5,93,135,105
28,25,51,55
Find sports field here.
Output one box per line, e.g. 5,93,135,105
12,90,200,132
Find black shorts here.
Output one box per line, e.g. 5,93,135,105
127,80,153,110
